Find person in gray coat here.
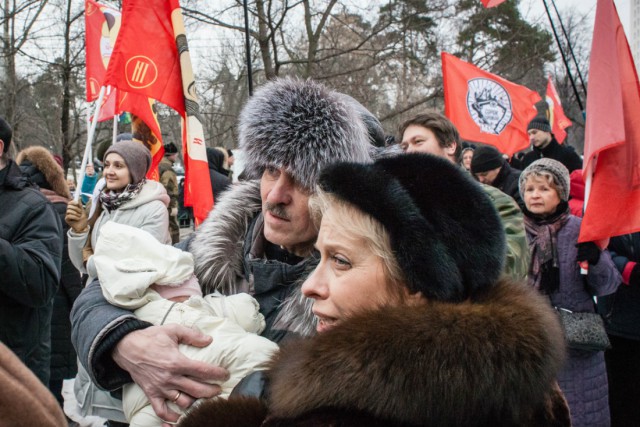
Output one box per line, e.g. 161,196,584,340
519,158,620,427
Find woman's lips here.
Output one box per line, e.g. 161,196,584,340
314,313,338,333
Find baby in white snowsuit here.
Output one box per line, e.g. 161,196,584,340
93,222,278,427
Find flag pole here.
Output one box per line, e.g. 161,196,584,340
75,85,108,202
549,0,588,96
541,0,584,112
580,155,596,273
243,0,253,96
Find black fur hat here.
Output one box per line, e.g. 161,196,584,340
238,78,373,191
319,153,506,302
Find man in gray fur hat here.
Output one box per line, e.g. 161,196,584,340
70,78,375,424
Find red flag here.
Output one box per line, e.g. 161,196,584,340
579,0,640,242
85,0,121,101
442,52,541,156
481,0,507,7
171,5,214,224
545,76,572,143
103,0,185,116
102,0,213,222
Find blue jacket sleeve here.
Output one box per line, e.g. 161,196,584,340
71,278,151,390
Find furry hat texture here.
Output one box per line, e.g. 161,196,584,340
16,146,70,199
519,158,570,202
238,78,373,191
319,153,506,302
179,281,569,427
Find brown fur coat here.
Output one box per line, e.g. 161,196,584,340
180,280,570,427
0,342,66,427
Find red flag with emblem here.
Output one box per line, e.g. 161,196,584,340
102,0,185,116
578,0,640,243
545,76,572,143
103,0,212,223
442,52,541,156
481,0,507,7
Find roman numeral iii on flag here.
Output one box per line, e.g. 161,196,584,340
84,0,165,181
102,0,213,225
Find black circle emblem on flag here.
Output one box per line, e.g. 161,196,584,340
466,78,512,135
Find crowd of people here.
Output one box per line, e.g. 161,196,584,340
0,77,638,427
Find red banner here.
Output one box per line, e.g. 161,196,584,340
103,0,185,116
579,0,640,243
545,76,572,143
481,0,507,7
442,52,541,156
85,0,120,102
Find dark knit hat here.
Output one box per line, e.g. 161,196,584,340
527,116,552,133
470,145,504,174
104,140,151,185
319,153,506,303
519,158,570,202
164,142,178,155
239,78,373,191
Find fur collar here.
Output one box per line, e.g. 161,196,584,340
189,181,262,295
16,146,70,199
266,280,566,426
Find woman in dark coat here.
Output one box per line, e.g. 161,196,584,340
519,158,620,427
206,147,230,201
180,154,570,427
597,232,640,426
17,146,83,407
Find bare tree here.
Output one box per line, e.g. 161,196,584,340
0,0,48,152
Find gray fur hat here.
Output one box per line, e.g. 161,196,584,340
104,140,151,185
519,158,570,201
238,78,373,191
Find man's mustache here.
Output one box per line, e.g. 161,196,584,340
265,202,290,220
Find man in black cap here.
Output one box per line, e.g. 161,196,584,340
523,116,582,172
471,145,523,209
160,142,180,244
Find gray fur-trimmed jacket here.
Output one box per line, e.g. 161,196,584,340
70,181,317,390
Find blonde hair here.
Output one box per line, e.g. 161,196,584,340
309,189,406,295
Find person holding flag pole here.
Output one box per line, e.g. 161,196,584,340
578,0,640,425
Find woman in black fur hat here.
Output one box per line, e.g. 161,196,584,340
180,153,570,427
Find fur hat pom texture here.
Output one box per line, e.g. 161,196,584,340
319,153,506,302
238,78,373,191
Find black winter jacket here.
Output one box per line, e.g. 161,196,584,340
522,137,583,172
0,161,62,384
493,161,523,209
598,232,640,340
